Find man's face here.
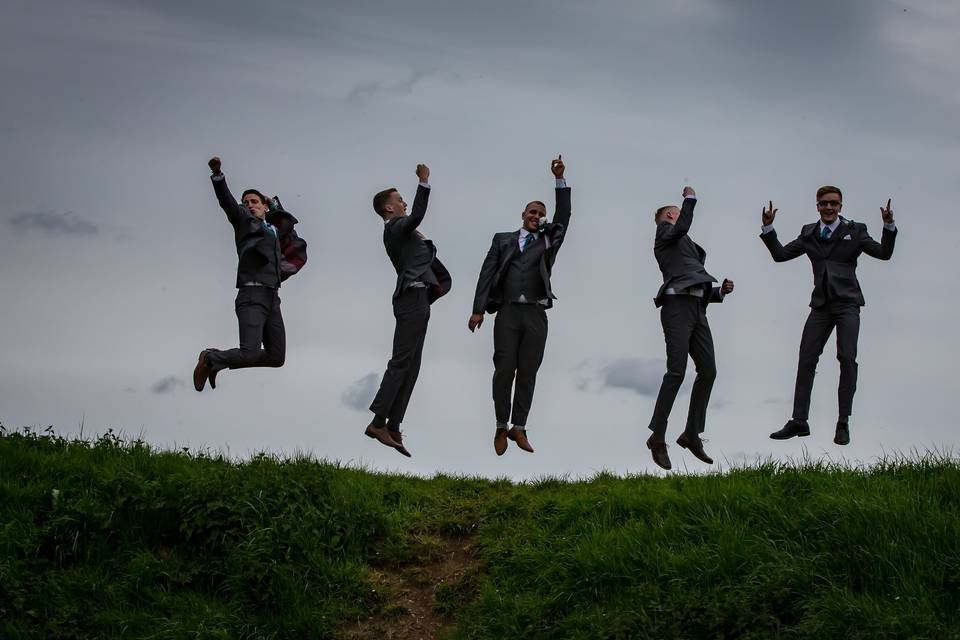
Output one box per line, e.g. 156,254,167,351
242,193,268,220
384,191,407,218
521,201,547,232
659,206,681,226
816,192,842,224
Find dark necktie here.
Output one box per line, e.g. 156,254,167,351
820,226,831,241
522,233,535,251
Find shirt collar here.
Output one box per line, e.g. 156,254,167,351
519,228,537,238
819,218,841,233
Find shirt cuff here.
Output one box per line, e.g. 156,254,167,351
884,222,897,232
419,181,430,189
212,174,225,182
761,224,774,234
555,178,567,188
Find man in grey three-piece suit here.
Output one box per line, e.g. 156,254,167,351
193,156,286,392
366,164,452,458
761,186,897,445
647,186,734,471
468,156,571,456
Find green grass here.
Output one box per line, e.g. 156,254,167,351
2,425,959,639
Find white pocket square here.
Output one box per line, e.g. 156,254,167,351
842,235,852,240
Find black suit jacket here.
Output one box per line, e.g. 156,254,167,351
212,176,282,289
653,197,722,308
760,217,896,307
472,187,572,314
383,185,452,303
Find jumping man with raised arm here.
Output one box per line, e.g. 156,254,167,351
193,156,286,391
366,164,452,457
761,187,897,445
647,186,735,470
469,156,571,456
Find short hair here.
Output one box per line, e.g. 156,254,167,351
241,189,269,205
373,188,398,217
525,200,547,212
654,205,675,223
816,185,843,202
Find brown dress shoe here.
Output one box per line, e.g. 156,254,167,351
390,431,412,458
646,435,672,470
676,433,713,465
494,428,509,456
507,426,534,453
365,423,400,451
193,350,212,392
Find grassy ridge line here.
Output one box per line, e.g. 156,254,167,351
1,427,959,639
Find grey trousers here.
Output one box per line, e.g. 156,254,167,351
492,303,548,427
207,286,285,370
648,295,717,441
792,301,861,420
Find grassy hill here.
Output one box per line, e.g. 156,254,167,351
2,425,959,639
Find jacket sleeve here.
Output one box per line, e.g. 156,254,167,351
388,184,430,238
709,286,724,303
860,224,896,261
760,228,806,262
211,175,244,227
654,197,695,249
545,187,572,252
472,236,501,314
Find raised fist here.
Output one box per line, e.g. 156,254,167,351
682,186,696,198
551,155,565,179
208,156,222,176
416,164,430,183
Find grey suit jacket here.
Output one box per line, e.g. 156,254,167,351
471,187,572,314
383,185,452,304
211,176,282,289
760,216,896,307
653,197,722,308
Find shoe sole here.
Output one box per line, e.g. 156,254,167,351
769,432,811,440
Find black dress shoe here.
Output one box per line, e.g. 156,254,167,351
770,419,811,440
834,421,850,446
646,436,672,470
676,433,713,465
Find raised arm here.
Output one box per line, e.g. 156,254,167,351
469,236,502,331
549,155,571,239
654,187,696,249
388,164,431,237
208,156,243,226
861,198,897,260
758,200,805,262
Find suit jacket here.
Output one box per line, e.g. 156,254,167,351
383,185,452,303
760,217,896,307
653,197,722,308
472,187,572,314
212,176,282,289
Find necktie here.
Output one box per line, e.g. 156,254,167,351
820,226,831,241
522,232,535,251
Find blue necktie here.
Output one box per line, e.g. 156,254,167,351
522,233,535,251
820,226,831,240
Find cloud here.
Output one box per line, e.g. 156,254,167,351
577,358,664,397
7,210,99,237
341,372,379,411
151,376,184,394
347,68,447,105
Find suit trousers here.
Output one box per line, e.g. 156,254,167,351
207,286,285,370
648,295,717,440
492,302,548,427
792,301,860,420
370,287,431,424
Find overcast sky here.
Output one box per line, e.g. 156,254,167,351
2,0,958,479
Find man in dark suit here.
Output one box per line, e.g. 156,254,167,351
647,186,735,470
366,164,452,458
468,156,571,456
193,156,286,392
761,186,897,445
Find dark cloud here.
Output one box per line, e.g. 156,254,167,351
341,373,378,411
577,358,664,397
347,68,450,105
7,210,98,237
151,376,184,394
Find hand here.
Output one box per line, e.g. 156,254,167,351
551,155,565,179
468,313,484,332
416,163,430,183
762,200,777,226
208,156,222,176
880,198,894,224
721,278,734,295
682,186,696,198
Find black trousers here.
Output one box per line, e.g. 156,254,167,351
792,301,860,421
370,287,430,425
207,286,285,370
648,295,717,440
492,303,548,427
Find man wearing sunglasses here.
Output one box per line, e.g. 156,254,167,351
761,186,897,445
192,156,286,391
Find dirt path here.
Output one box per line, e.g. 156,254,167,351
344,535,476,640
